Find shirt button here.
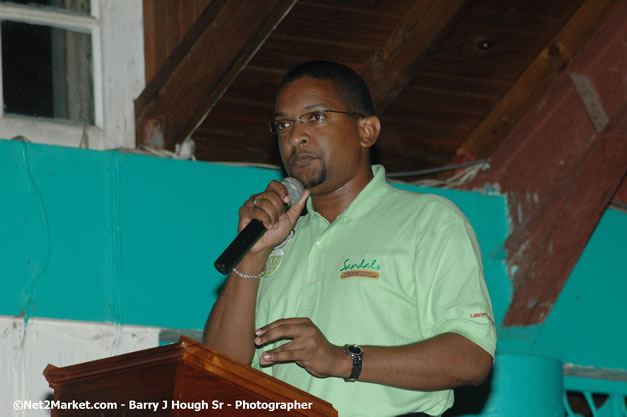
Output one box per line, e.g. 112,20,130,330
310,275,317,282
316,241,323,248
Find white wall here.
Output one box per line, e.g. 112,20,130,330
1,317,160,417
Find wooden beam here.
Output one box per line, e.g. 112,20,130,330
502,110,626,325
468,2,627,326
135,0,297,149
612,176,627,208
456,0,621,160
359,0,467,116
142,0,213,85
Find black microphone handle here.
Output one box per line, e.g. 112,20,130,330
214,219,266,275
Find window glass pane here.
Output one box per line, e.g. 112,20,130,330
2,20,94,124
0,0,90,15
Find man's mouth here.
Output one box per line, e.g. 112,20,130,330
289,153,317,168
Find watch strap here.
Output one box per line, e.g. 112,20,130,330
343,344,363,382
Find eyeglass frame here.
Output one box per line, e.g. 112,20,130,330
268,109,366,135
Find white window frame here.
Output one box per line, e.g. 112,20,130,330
0,0,144,149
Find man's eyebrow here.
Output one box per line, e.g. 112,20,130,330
272,103,329,119
304,102,329,111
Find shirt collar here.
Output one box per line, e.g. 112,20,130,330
305,165,390,222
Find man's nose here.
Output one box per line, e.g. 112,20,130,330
288,122,310,146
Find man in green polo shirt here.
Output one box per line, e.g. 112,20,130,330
204,61,496,417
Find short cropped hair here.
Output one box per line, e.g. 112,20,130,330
278,61,375,116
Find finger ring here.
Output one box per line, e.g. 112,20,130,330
253,196,262,207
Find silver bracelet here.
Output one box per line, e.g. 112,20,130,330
232,267,264,279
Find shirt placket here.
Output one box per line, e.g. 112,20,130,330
296,215,343,316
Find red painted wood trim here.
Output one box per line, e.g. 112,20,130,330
468,3,627,326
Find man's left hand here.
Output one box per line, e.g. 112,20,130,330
255,318,349,378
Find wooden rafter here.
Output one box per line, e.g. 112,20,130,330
457,0,622,160
468,2,627,326
135,0,297,149
613,177,627,208
359,0,467,116
503,111,626,325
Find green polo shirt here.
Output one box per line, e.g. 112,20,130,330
253,165,496,417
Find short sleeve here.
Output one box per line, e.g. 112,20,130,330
414,209,496,358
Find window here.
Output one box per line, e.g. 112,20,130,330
0,0,144,149
2,19,94,123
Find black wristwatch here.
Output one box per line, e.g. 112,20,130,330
343,344,363,382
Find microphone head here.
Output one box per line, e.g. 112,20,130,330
281,177,304,206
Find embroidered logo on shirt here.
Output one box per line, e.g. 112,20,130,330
339,258,381,280
470,312,495,326
264,230,295,277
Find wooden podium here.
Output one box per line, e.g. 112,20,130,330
44,336,337,416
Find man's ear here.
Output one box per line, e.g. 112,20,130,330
358,115,381,148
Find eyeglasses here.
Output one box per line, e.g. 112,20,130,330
268,110,365,135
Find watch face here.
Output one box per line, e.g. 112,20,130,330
346,344,363,355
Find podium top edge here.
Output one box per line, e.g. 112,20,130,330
43,336,212,383
43,336,337,416
44,338,184,384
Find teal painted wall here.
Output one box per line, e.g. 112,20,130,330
0,141,282,329
2,140,625,372
532,208,627,370
0,141,510,331
494,208,627,371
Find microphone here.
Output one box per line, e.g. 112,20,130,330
214,177,304,275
